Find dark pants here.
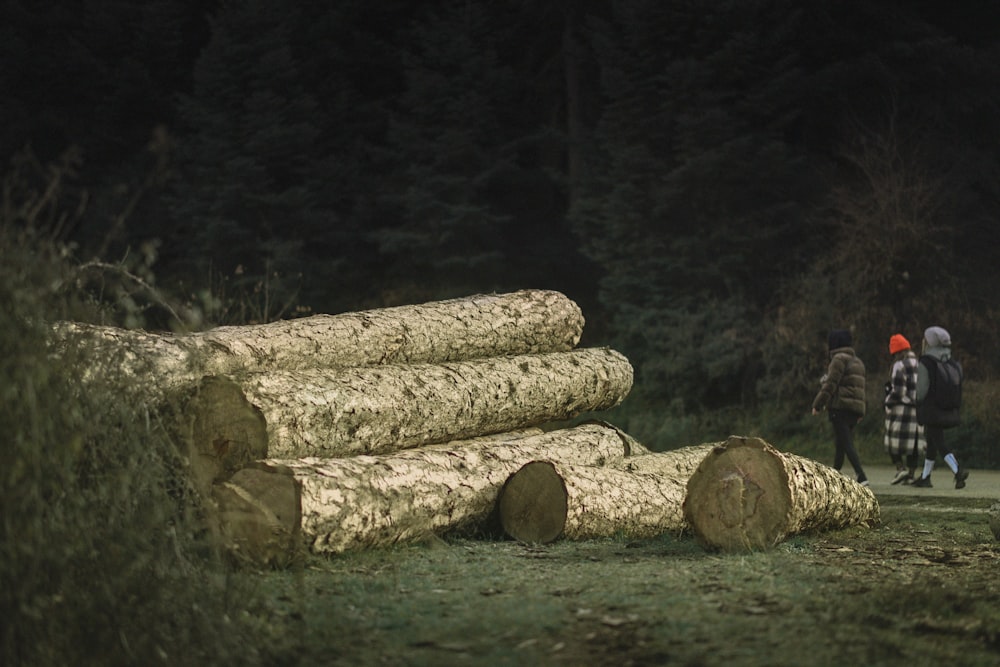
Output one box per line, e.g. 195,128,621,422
923,425,953,462
891,452,919,469
830,409,866,481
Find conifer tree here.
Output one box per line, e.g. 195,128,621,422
371,1,525,296
167,0,330,323
572,0,816,408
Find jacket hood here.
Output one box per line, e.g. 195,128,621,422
924,326,951,348
923,326,952,360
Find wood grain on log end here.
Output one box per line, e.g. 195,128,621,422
211,465,302,568
683,436,788,551
186,376,268,496
498,461,568,543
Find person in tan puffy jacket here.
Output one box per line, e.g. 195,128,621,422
812,329,869,486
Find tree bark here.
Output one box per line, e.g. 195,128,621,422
613,442,719,476
52,289,585,387
682,435,881,552
211,422,640,563
496,444,717,544
183,347,633,494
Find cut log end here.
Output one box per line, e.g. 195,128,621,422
211,465,302,568
498,461,569,543
683,436,792,551
186,376,268,496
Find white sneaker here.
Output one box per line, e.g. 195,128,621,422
891,469,909,485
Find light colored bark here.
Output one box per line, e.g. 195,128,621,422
498,460,689,544
612,442,718,476
211,423,636,562
184,347,633,494
52,289,585,386
682,435,880,551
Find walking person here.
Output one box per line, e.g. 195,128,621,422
884,333,925,484
812,329,869,486
912,326,968,489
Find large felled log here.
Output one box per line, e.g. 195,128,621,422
52,289,585,387
498,462,688,543
184,347,633,494
497,443,717,544
211,422,643,563
682,435,880,551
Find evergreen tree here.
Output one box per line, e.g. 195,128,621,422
2,0,207,258
371,0,529,298
291,0,415,310
573,0,818,409
166,0,331,324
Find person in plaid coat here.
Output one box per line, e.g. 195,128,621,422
884,334,925,485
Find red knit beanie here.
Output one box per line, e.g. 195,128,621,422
889,334,910,355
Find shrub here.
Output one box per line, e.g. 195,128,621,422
0,181,268,667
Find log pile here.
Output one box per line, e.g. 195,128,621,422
53,289,881,565
215,422,643,562
183,346,634,496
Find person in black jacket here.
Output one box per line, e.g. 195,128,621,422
812,329,869,486
912,326,968,489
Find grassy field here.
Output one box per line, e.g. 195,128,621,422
245,495,1000,667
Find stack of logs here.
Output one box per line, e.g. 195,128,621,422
53,289,880,566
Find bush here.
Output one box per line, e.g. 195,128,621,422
0,213,269,666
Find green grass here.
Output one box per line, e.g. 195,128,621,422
243,496,1000,666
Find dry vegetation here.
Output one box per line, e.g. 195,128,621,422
0,224,268,667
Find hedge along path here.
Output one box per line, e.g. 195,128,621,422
52,289,585,389
211,422,645,563
497,443,717,544
184,347,633,496
682,435,880,551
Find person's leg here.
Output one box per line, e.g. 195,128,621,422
915,426,942,486
905,452,919,482
936,433,969,488
887,407,911,483
889,452,909,484
832,412,866,483
831,413,846,471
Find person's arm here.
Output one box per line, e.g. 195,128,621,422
812,355,845,413
885,362,906,405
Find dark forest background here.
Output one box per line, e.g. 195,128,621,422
5,0,1000,447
